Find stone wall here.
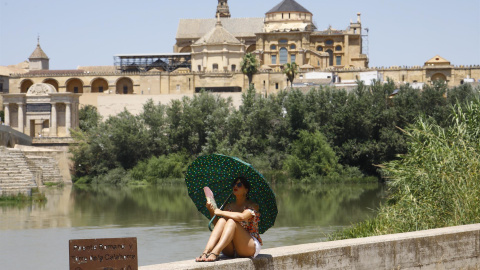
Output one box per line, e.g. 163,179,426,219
0,146,37,195
0,124,32,147
9,66,480,100
140,223,480,270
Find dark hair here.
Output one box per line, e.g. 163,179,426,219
232,176,251,194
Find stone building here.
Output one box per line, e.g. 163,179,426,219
191,18,245,73
177,0,368,69
2,0,479,112
2,83,80,138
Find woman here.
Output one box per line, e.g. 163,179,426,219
195,177,262,262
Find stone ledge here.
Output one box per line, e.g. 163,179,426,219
140,223,480,270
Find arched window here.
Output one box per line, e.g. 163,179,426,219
325,40,334,46
317,46,323,51
116,77,133,94
91,78,109,93
279,48,288,64
335,45,342,51
290,44,296,50
326,49,333,66
43,79,59,92
66,78,84,93
271,45,277,50
20,79,34,93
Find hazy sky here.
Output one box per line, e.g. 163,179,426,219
1,0,479,70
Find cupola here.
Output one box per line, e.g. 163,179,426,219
28,37,49,70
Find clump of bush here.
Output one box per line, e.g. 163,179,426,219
332,99,480,239
130,152,191,184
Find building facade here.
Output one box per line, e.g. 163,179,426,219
2,83,80,138
2,0,479,115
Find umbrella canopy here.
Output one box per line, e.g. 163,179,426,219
185,154,278,234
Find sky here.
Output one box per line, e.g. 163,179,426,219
0,0,479,70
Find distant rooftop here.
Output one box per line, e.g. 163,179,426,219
266,0,312,14
176,18,264,39
29,41,49,60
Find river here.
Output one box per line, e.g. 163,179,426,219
0,182,384,269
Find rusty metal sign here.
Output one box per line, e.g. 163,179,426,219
69,237,138,270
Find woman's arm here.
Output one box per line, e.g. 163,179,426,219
206,201,219,225
214,208,253,222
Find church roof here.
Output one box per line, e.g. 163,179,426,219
176,18,264,39
425,55,451,66
29,43,49,60
194,20,241,45
266,0,312,14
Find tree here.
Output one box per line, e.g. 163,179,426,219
283,62,299,87
283,130,341,179
78,105,101,132
240,53,259,86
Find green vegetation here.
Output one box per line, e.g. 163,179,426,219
0,110,4,122
331,98,480,239
283,62,298,87
0,189,47,206
70,82,479,186
240,53,259,86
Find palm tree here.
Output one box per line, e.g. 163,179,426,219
283,62,299,87
240,53,259,86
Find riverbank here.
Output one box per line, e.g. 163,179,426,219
140,223,480,269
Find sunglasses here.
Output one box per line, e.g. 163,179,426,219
233,182,243,188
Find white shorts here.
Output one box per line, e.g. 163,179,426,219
222,235,261,259
251,236,261,258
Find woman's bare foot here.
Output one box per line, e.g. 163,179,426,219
195,252,208,262
204,252,220,262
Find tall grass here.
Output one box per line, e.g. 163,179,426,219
331,99,480,239
0,188,47,206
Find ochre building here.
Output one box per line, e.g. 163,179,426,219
2,0,480,116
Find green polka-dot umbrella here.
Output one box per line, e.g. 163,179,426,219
185,154,278,234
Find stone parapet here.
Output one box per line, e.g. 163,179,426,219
140,223,480,270
0,125,32,147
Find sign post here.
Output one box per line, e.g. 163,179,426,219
69,237,138,270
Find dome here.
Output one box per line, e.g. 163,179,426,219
26,83,57,96
266,0,312,14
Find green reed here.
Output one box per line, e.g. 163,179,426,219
331,99,480,240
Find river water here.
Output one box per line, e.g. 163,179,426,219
0,182,384,269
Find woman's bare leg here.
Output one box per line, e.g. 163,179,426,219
196,218,227,261
206,219,255,261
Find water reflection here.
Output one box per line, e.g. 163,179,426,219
0,182,384,269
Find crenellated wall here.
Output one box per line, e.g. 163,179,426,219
6,65,480,103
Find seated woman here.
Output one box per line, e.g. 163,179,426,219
195,177,262,262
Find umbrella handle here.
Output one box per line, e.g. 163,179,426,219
208,215,216,231
208,192,234,232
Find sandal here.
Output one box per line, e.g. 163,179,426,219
205,253,220,262
195,253,208,262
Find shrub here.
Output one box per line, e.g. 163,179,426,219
283,130,341,180
332,99,480,239
130,152,191,184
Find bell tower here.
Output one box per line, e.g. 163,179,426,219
216,0,231,18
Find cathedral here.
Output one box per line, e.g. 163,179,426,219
1,0,479,139
175,0,368,71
